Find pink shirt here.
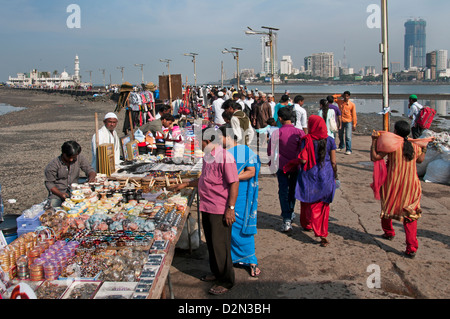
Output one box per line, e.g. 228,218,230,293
198,145,239,214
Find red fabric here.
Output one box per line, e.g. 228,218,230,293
300,201,330,238
381,218,418,253
371,131,434,200
298,115,328,171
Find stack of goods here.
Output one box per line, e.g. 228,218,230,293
1,174,195,299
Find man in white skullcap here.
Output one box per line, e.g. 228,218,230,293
91,112,121,172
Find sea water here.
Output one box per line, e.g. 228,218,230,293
0,103,26,116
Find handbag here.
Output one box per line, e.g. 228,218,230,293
329,113,338,133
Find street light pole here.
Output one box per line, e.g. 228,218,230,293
245,26,279,96
134,64,145,84
222,47,243,88
99,69,106,89
380,0,390,132
184,53,198,87
160,59,173,108
117,66,125,83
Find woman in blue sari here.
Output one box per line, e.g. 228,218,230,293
219,124,261,277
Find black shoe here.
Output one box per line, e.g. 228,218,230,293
405,251,416,259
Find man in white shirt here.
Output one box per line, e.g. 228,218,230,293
292,95,308,133
91,112,121,172
212,91,226,125
407,94,424,138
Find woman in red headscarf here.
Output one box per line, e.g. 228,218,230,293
285,115,338,247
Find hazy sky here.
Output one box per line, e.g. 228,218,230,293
1,0,449,85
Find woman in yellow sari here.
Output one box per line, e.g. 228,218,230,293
370,120,433,258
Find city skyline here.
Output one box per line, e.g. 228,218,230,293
1,0,449,85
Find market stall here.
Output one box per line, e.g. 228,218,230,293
0,173,198,300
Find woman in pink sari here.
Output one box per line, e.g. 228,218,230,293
370,120,433,258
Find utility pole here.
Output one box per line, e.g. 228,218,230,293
85,70,92,87
380,0,390,131
117,67,125,83
222,47,243,88
99,69,106,90
160,59,173,108
245,26,279,96
134,64,145,84
184,53,198,87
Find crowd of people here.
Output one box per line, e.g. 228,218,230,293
42,84,434,295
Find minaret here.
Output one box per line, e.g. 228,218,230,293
74,55,80,82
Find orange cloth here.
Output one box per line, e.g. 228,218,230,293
336,99,357,126
371,131,433,221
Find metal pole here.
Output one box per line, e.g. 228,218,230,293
193,55,197,87
381,0,390,131
270,32,275,96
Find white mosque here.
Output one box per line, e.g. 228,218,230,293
7,55,86,88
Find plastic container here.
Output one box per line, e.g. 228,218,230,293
1,214,18,244
16,210,44,230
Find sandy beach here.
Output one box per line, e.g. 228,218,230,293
1,87,449,300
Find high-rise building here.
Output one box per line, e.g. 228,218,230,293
260,34,278,75
311,52,334,78
426,51,437,80
280,56,293,75
404,19,426,70
436,49,448,72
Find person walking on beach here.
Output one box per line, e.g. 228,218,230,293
220,124,262,278
293,95,308,133
284,115,337,247
212,91,226,125
407,94,424,139
44,141,96,208
326,95,342,136
273,94,291,128
370,120,433,258
268,107,305,232
318,99,337,139
170,127,239,295
335,91,357,155
222,99,255,145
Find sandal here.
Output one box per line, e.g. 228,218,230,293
320,237,329,247
250,265,261,277
200,274,216,282
208,285,229,295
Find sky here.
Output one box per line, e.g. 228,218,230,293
1,0,449,85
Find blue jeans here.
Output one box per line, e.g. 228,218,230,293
276,169,298,222
338,122,352,152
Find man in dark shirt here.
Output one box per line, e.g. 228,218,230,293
44,141,96,208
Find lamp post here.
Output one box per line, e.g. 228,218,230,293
184,53,198,87
222,47,243,88
116,66,125,83
245,26,279,96
99,69,106,90
160,59,173,107
134,64,145,84
380,0,390,132
86,70,92,87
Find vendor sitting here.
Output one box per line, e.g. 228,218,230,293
44,141,96,208
138,113,175,155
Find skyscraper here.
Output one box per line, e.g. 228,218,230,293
404,19,426,70
260,34,278,76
